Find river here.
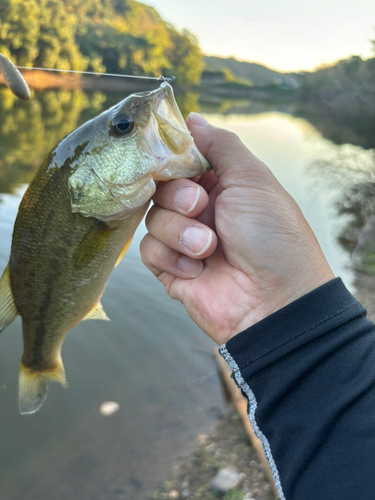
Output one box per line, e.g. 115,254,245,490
0,86,373,499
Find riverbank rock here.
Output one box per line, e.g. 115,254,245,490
99,401,120,416
210,466,242,492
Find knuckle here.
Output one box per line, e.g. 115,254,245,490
145,206,155,229
158,214,173,238
208,129,243,164
139,234,152,264
215,128,239,144
145,203,162,230
140,234,167,264
152,238,167,259
139,233,149,253
147,206,188,248
166,187,180,208
154,181,173,203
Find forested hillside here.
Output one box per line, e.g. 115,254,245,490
204,55,296,86
0,0,203,83
204,53,375,94
295,53,375,149
299,55,375,108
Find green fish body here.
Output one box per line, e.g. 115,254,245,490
0,83,210,414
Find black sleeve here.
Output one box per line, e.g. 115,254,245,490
219,278,375,500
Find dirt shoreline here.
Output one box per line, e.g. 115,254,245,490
352,269,375,322
152,405,275,500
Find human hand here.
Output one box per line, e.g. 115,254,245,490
140,113,334,345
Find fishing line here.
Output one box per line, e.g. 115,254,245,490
15,66,176,84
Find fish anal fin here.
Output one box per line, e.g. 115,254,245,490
0,264,19,332
74,221,115,270
83,301,110,321
19,359,67,415
115,236,133,267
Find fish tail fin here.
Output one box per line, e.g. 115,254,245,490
18,359,67,415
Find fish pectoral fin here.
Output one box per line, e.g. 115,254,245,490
83,301,110,321
74,221,115,270
0,264,19,332
18,360,67,415
115,236,133,267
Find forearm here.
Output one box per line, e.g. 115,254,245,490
220,278,375,500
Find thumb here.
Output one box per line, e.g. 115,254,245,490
186,112,276,189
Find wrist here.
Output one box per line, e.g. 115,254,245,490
225,267,335,343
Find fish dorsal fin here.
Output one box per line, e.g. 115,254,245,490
115,237,133,267
0,264,19,332
74,221,115,270
83,301,110,321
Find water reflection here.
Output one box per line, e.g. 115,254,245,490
311,148,375,264
0,87,373,195
311,147,375,318
295,106,375,150
0,88,204,194
0,88,107,192
198,93,375,149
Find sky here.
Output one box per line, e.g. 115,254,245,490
144,0,375,72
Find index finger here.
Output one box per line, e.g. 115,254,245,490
153,178,209,218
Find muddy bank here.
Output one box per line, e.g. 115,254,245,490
152,405,275,500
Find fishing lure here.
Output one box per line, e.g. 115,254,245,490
0,54,31,100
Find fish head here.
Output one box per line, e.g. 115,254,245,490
66,83,211,221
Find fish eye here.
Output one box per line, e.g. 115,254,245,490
110,114,134,137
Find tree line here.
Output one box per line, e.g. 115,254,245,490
0,0,203,84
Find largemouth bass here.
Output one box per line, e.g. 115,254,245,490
0,83,210,414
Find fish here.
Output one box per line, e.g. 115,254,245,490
0,53,31,100
0,82,210,414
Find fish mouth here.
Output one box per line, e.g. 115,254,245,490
151,84,187,136
145,83,211,180
151,83,193,155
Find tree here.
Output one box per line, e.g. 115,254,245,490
166,28,203,85
0,0,204,82
0,0,40,64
